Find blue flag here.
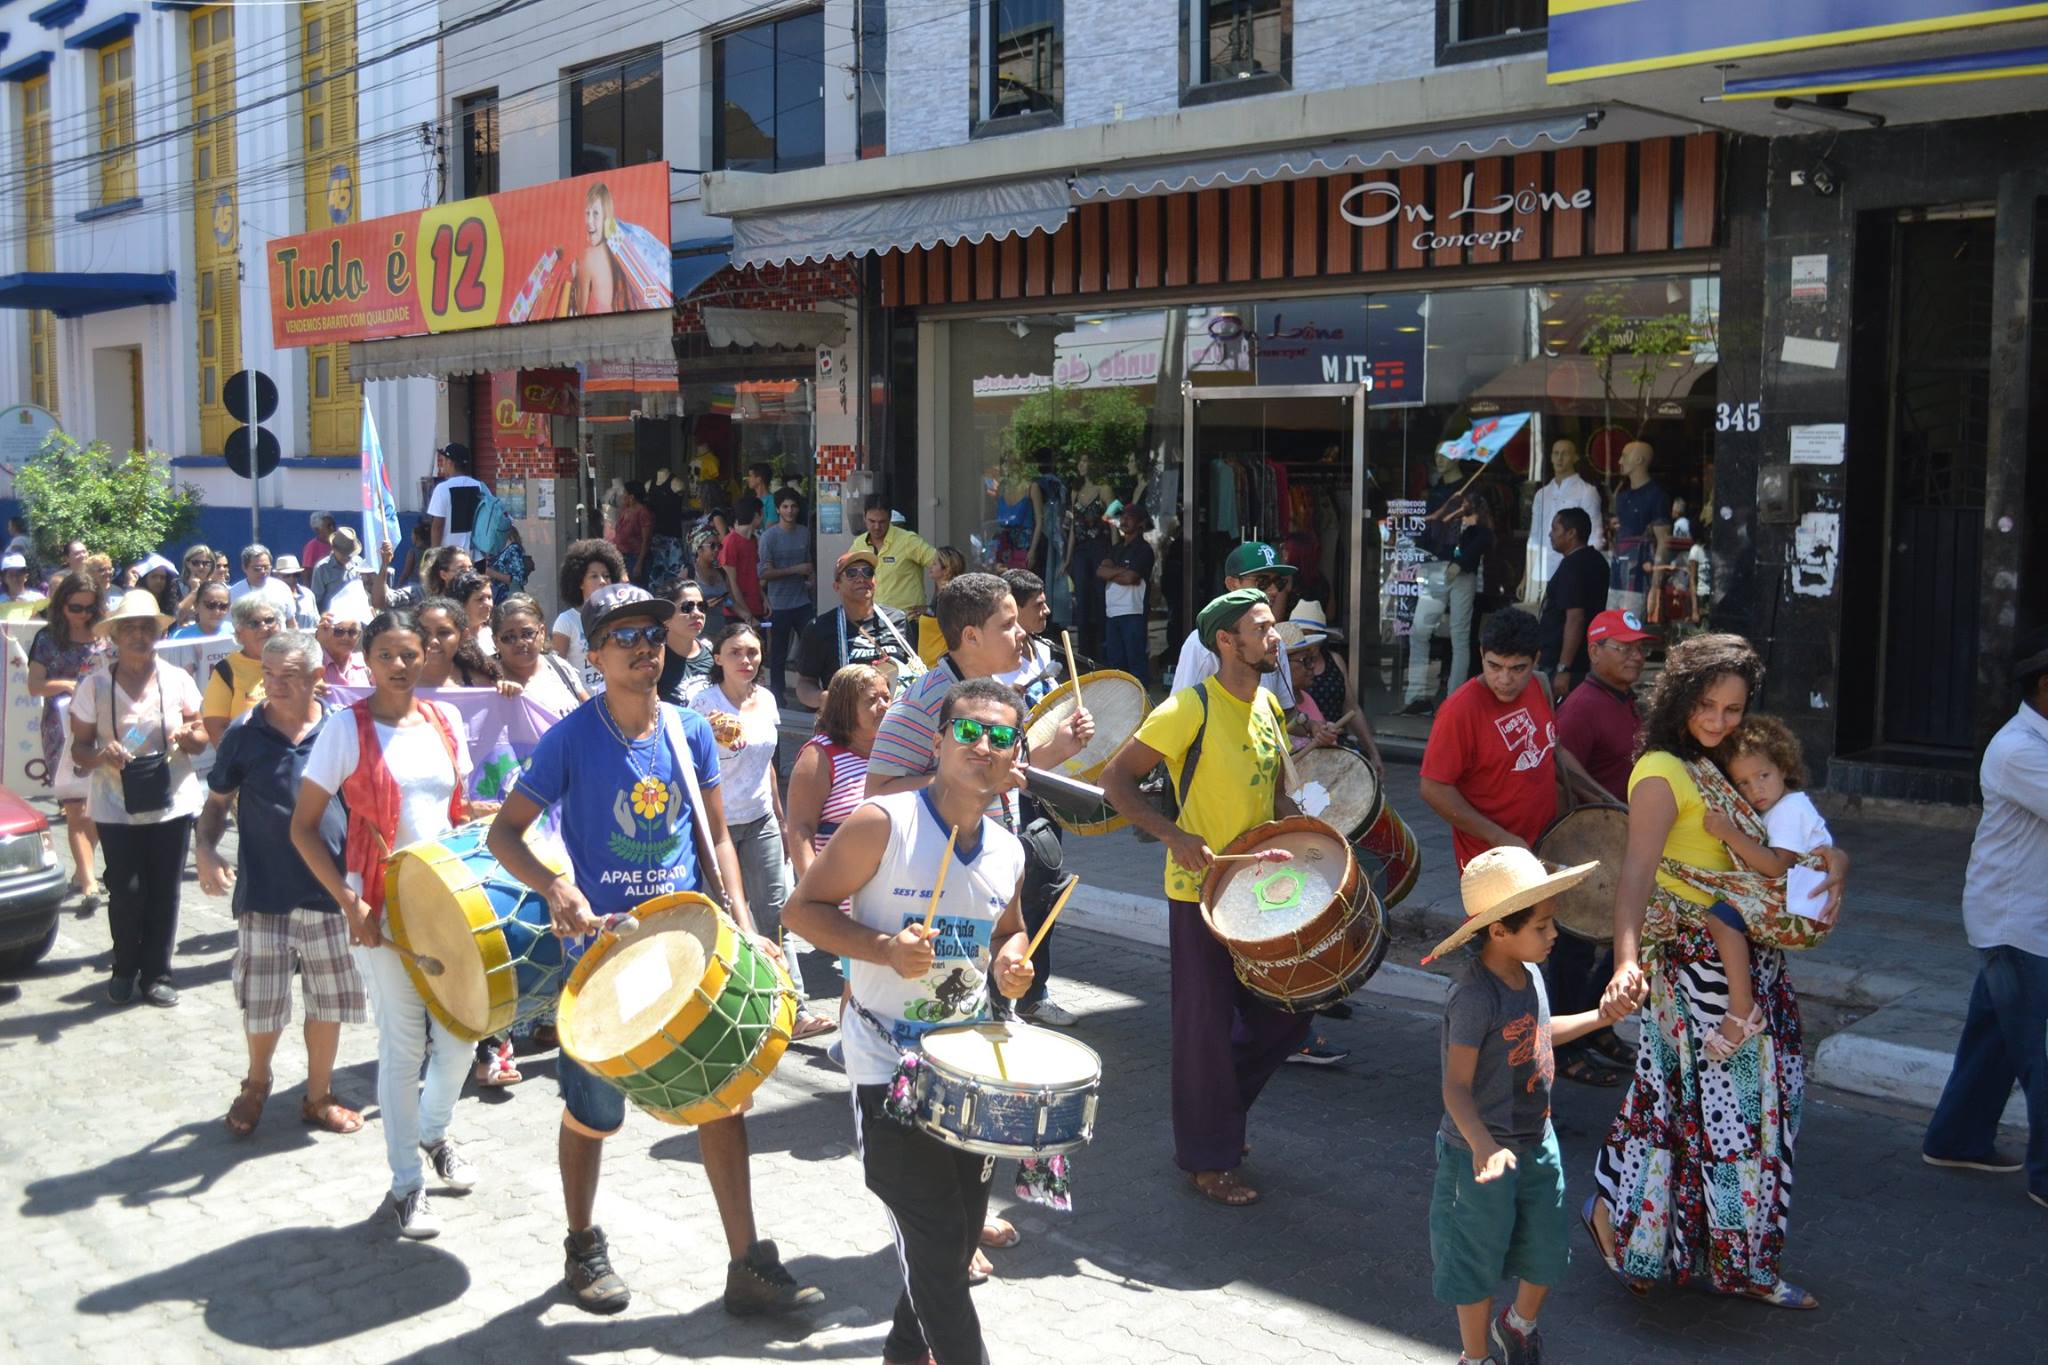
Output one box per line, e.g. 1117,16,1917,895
1436,411,1532,465
360,403,402,571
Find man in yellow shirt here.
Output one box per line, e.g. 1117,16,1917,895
859,496,937,617
201,595,285,744
1103,588,1312,1208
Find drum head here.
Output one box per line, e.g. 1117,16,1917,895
389,838,497,1037
1206,823,1354,947
921,1022,1100,1086
1537,804,1628,942
1289,748,1382,837
563,899,716,1060
1025,671,1146,777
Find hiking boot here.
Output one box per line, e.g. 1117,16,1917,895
1490,1307,1541,1365
724,1239,824,1316
392,1188,440,1240
565,1225,632,1314
422,1137,478,1192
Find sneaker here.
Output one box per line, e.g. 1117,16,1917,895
1017,998,1077,1027
392,1188,441,1240
142,980,179,1008
564,1225,632,1314
422,1137,478,1193
1315,999,1355,1021
1489,1306,1541,1365
1923,1150,2025,1174
1399,698,1435,717
723,1239,825,1316
2030,1190,2047,1212
1285,1036,1350,1067
825,1038,845,1070
107,974,136,1005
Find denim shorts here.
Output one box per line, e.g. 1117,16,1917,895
1428,1126,1570,1305
559,1050,627,1137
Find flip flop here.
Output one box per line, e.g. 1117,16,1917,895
1189,1170,1260,1207
1580,1195,1649,1298
978,1217,1021,1250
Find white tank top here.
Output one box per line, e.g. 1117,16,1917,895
841,790,1026,1086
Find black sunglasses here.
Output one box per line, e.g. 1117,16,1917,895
674,601,706,614
602,624,667,650
839,564,876,581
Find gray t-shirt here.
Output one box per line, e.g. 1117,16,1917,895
758,524,814,612
1438,957,1553,1152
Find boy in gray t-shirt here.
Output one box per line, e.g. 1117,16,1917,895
1422,847,1625,1365
756,489,815,702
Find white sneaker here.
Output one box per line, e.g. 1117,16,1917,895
423,1137,478,1193
393,1187,441,1240
1018,998,1078,1027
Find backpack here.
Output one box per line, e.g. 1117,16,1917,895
467,487,513,557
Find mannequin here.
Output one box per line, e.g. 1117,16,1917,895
1403,452,1485,713
1528,439,1605,583
1608,440,1671,613
1065,455,1114,656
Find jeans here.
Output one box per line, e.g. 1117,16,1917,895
1924,945,2048,1198
353,942,472,1197
766,604,813,702
1103,613,1149,687
1406,561,1476,703
100,817,192,984
731,812,808,998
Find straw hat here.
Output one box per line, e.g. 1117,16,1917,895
1421,845,1599,964
1287,600,1344,643
94,591,173,639
1275,620,1327,654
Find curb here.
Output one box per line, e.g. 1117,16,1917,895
1813,1030,2027,1129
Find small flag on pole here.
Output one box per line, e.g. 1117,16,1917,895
360,402,402,571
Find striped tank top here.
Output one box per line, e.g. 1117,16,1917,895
805,734,869,854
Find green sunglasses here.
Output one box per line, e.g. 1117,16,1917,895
947,716,1019,751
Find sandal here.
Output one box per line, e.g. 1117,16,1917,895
1704,1005,1766,1063
1740,1280,1818,1310
968,1249,993,1285
473,1040,523,1087
979,1217,1021,1250
1558,1052,1625,1087
225,1076,270,1137
1580,1195,1650,1298
300,1094,363,1134
1588,1032,1637,1068
790,1012,838,1042
1189,1169,1260,1207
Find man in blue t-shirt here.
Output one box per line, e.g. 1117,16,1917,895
489,584,823,1321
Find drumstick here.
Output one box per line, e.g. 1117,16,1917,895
1061,630,1082,709
386,941,446,977
1020,874,1080,962
991,1038,1010,1082
1210,849,1296,864
922,824,959,931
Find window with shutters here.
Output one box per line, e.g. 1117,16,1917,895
98,38,137,204
192,7,239,455
301,1,362,455
23,75,57,414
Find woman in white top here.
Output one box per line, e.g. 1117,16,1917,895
450,570,497,657
550,539,626,697
70,593,209,1006
690,622,821,1030
290,606,482,1240
492,594,586,719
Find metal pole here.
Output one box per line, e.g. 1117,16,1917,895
243,238,260,548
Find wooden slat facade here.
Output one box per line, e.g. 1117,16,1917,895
872,137,1717,309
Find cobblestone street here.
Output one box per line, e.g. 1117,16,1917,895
2,813,2042,1365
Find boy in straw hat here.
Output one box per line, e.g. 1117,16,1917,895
1423,846,1635,1365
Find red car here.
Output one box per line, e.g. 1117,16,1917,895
0,785,68,972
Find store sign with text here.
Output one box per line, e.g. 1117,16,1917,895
1246,296,1428,403
1339,172,1593,254
516,368,579,415
267,163,675,349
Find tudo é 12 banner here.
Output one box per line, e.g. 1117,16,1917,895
267,162,675,349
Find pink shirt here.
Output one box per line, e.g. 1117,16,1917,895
301,537,332,569
322,654,371,687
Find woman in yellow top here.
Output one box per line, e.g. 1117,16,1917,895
201,595,287,745
1584,635,1846,1311
916,547,968,668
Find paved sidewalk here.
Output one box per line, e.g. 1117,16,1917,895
3,809,2044,1363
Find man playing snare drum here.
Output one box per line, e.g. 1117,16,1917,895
1102,589,1313,1206
488,584,824,1318
786,677,1036,1365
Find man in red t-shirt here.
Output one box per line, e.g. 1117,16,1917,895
721,495,768,619
1420,609,1604,870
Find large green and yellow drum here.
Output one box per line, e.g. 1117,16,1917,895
557,892,797,1127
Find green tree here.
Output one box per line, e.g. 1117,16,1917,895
13,434,201,566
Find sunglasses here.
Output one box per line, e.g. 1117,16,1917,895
947,716,1019,751
326,624,361,638
64,603,95,616
201,600,230,611
839,564,876,581
498,628,541,644
247,616,281,630
602,624,667,650
674,601,706,614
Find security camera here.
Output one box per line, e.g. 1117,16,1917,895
1808,160,1838,196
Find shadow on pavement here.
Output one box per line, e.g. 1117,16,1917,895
20,1117,321,1216
77,1223,470,1349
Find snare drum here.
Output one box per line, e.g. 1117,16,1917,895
558,892,796,1127
1535,804,1628,943
1288,746,1385,841
912,1021,1102,1158
1356,803,1422,910
1199,816,1389,1012
1024,670,1148,835
385,822,571,1042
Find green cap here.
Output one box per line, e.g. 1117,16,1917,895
1221,541,1295,580
1198,587,1270,651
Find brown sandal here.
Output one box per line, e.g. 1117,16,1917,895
1189,1169,1261,1206
226,1076,270,1137
300,1094,363,1134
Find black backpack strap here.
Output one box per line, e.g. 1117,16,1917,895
1174,681,1211,811
213,657,235,691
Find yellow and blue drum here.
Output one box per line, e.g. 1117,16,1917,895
385,821,570,1042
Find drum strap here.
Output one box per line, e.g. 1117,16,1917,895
658,701,736,916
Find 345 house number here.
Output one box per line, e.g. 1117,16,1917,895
1716,402,1763,433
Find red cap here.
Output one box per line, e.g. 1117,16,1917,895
1586,608,1654,645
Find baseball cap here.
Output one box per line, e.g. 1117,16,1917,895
835,547,879,575
581,582,673,642
1222,541,1296,580
1586,609,1654,645
0,552,25,571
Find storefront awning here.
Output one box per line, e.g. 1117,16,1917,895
1069,115,1593,201
729,177,1071,269
672,244,730,299
348,311,675,382
1471,355,1716,409
0,270,175,317
700,306,846,350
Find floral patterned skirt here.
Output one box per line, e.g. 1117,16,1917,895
1592,912,1804,1293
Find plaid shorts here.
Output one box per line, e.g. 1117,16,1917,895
232,909,367,1033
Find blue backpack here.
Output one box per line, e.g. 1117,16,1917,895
468,487,513,557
